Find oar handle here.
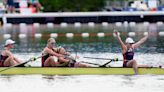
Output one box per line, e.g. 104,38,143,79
111,58,119,62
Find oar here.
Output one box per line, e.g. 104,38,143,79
84,57,119,61
0,54,45,73
81,59,115,67
99,60,113,67
80,61,102,66
16,54,45,67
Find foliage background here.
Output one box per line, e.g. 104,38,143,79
39,0,105,12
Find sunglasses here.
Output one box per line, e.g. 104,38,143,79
51,42,56,44
51,42,56,45
127,43,133,45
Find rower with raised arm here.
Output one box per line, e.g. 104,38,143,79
114,30,150,74
0,39,21,67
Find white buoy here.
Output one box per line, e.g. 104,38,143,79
74,22,81,27
115,22,122,27
19,34,26,38
128,32,136,37
144,32,148,36
129,22,136,27
97,32,105,37
60,22,68,27
3,34,11,39
159,32,164,36
81,33,89,37
35,33,42,38
156,21,163,26
88,22,95,27
47,23,54,28
113,32,120,37
66,33,74,38
102,22,108,27
50,33,58,38
2,16,7,24
33,23,40,28
123,21,128,27
140,15,144,18
19,23,27,27
143,22,149,26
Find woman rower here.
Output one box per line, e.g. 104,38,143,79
42,38,89,67
114,30,150,74
42,38,63,67
57,47,89,67
0,39,21,67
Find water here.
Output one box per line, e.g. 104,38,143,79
0,75,164,92
0,23,164,92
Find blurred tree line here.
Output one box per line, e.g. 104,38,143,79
39,0,105,12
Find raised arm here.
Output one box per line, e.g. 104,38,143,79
114,30,127,53
133,35,148,49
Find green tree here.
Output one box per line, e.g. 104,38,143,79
40,0,105,12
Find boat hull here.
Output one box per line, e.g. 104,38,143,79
0,67,164,75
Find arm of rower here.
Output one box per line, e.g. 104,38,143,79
5,50,14,58
115,32,127,53
65,52,76,60
65,52,71,56
5,51,21,63
13,57,21,63
44,48,63,57
133,35,148,49
58,57,70,63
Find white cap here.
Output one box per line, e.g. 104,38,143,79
125,37,135,44
5,39,15,46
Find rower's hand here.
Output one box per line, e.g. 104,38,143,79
114,29,119,37
58,54,64,57
75,56,80,59
145,33,149,38
65,52,71,55
145,34,149,39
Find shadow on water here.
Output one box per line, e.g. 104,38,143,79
0,75,18,82
120,75,137,87
42,75,80,86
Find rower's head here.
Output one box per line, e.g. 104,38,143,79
125,37,135,48
47,38,56,48
5,39,15,49
58,47,66,55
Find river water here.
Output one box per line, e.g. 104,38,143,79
0,23,164,92
0,75,164,92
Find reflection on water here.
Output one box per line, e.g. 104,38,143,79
0,75,164,92
121,75,137,87
0,75,14,82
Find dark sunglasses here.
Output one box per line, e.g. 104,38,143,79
51,42,56,45
128,43,133,45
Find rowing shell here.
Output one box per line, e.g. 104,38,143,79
0,67,163,75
